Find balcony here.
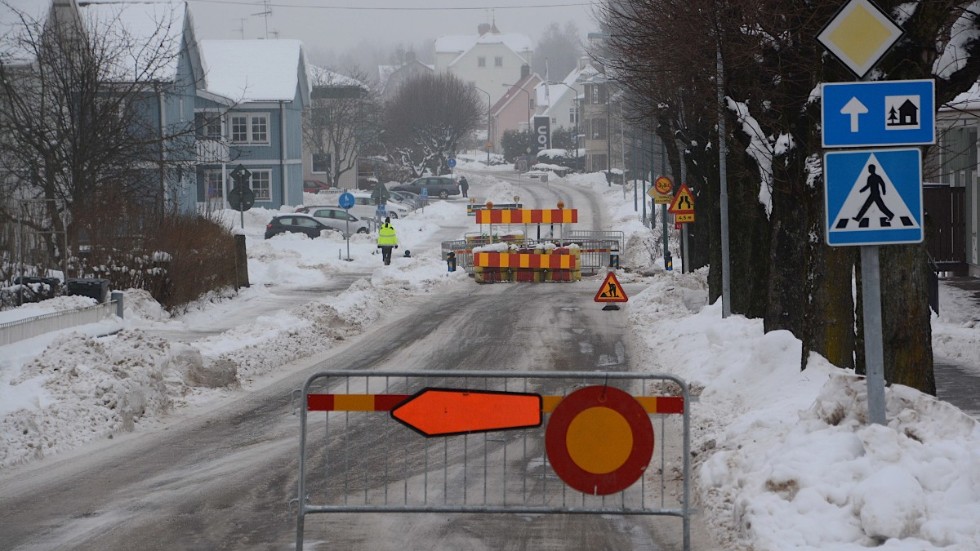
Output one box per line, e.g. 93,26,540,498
197,138,229,164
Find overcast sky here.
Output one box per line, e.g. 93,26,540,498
187,0,601,62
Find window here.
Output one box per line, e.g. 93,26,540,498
229,113,270,144
478,56,486,68
495,56,503,67
312,153,331,173
592,154,608,172
205,170,224,198
250,170,271,200
196,113,222,139
569,107,577,124
591,118,607,140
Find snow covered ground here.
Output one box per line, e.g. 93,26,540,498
1,159,979,550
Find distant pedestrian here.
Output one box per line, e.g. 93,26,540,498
377,217,398,265
459,176,469,198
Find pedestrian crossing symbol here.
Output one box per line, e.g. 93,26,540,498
824,148,922,246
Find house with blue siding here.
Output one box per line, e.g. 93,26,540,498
77,0,204,214
196,39,310,209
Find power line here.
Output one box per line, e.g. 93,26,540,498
187,0,594,11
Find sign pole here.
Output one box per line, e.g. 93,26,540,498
860,246,887,424
817,0,917,426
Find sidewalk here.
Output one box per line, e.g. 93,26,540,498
934,275,980,418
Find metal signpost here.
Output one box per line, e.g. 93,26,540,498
339,191,355,261
818,0,930,425
228,164,254,229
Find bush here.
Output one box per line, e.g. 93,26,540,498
71,211,237,312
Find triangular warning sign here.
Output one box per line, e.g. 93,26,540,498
668,184,695,214
594,272,628,303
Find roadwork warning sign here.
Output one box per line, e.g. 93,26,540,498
594,272,628,303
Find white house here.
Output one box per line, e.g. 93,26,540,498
434,22,533,106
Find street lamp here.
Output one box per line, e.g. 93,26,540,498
473,85,492,166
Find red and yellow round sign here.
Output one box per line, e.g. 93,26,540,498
654,176,673,195
545,386,654,495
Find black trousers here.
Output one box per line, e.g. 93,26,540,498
380,246,394,265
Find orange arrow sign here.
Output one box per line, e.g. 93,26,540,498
391,388,542,437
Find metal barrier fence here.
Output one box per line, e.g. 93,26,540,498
0,296,121,347
441,231,624,276
295,370,691,551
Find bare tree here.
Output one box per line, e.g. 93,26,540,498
600,0,980,394
383,72,482,176
0,1,198,278
304,67,381,188
534,22,583,80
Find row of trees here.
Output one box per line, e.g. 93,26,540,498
597,0,980,394
305,72,484,184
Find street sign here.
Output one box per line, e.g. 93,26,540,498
227,185,254,211
675,212,695,224
594,271,628,303
824,147,922,246
822,80,935,148
650,175,673,204
230,164,251,184
447,158,457,168
667,184,695,214
338,192,355,210
545,386,653,495
391,388,542,437
816,0,903,78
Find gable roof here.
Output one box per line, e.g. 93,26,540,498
77,0,187,82
200,39,306,103
435,30,533,67
308,64,367,91
491,72,542,118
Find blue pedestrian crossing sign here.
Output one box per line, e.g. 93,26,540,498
822,80,935,148
824,148,922,246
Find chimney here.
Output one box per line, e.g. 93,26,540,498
478,23,491,35
521,64,530,80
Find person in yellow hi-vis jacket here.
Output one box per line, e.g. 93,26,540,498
377,217,398,265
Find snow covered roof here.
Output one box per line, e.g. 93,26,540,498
0,0,54,65
77,0,187,82
307,64,366,91
435,32,532,55
200,39,305,102
943,81,980,112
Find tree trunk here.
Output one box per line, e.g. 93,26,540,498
879,244,936,395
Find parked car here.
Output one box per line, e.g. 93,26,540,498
391,175,460,199
264,214,340,239
304,207,371,236
299,192,409,220
303,179,332,194
388,190,421,210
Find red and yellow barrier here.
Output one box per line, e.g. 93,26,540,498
474,252,578,270
476,209,577,225
472,248,581,283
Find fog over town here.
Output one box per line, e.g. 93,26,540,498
188,0,600,71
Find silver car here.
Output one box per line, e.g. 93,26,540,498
306,207,371,237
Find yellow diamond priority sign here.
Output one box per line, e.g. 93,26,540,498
817,0,903,78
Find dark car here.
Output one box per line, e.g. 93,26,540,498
264,214,340,239
391,175,460,199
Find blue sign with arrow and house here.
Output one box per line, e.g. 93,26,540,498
824,148,923,246
822,79,935,148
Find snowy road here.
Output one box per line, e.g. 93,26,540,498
0,174,708,550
